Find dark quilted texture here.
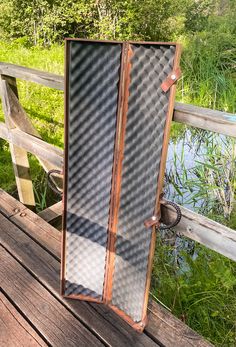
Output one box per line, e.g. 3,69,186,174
111,44,176,321
65,41,122,298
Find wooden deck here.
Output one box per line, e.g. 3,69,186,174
0,189,212,347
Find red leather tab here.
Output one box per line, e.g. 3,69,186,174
161,67,181,92
144,215,159,228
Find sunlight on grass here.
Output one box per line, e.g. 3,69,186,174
0,38,235,346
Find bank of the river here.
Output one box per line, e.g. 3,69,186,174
152,125,236,345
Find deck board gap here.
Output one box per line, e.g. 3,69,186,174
1,212,60,261
0,288,51,347
0,241,110,347
0,244,105,346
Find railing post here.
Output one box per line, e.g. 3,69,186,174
2,75,61,166
0,75,35,208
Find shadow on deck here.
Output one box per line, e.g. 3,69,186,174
0,189,212,347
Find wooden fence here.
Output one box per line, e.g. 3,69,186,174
0,61,236,263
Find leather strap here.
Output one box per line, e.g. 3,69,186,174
161,67,181,92
144,215,159,228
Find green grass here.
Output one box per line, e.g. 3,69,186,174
152,238,236,346
0,40,64,207
0,41,64,141
176,23,236,113
0,38,236,346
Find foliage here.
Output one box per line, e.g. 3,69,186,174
0,40,64,206
0,0,94,45
0,0,191,44
152,236,236,346
185,0,214,32
1,0,236,47
0,1,236,345
0,139,16,192
167,128,236,221
179,15,236,112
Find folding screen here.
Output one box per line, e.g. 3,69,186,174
61,39,181,331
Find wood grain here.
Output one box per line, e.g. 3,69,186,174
0,191,212,347
0,208,158,347
0,193,214,347
0,245,104,347
38,201,62,222
9,207,61,259
174,102,236,138
0,77,35,207
0,292,47,347
0,188,27,218
0,63,63,90
0,63,235,138
161,200,236,262
146,300,213,347
0,190,60,258
38,201,62,229
0,209,211,347
0,193,212,347
0,123,63,168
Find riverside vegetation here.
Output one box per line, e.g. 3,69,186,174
0,1,235,345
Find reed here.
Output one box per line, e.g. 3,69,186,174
0,32,235,345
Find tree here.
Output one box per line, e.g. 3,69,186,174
0,0,188,45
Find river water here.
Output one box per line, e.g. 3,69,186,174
165,125,236,223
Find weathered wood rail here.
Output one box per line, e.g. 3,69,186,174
1,62,236,136
0,62,236,264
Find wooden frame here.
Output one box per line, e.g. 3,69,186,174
142,43,182,328
61,39,182,331
60,38,69,298
103,42,129,304
61,39,125,304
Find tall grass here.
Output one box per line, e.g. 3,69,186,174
0,40,64,205
162,20,236,346
178,18,236,113
152,237,236,346
0,27,235,346
160,126,236,345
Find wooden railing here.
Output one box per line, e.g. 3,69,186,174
0,62,236,262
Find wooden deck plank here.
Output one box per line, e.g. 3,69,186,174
0,191,212,347
38,201,63,229
146,301,213,347
0,189,61,258
0,291,47,347
0,189,26,218
0,245,104,347
0,212,158,347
